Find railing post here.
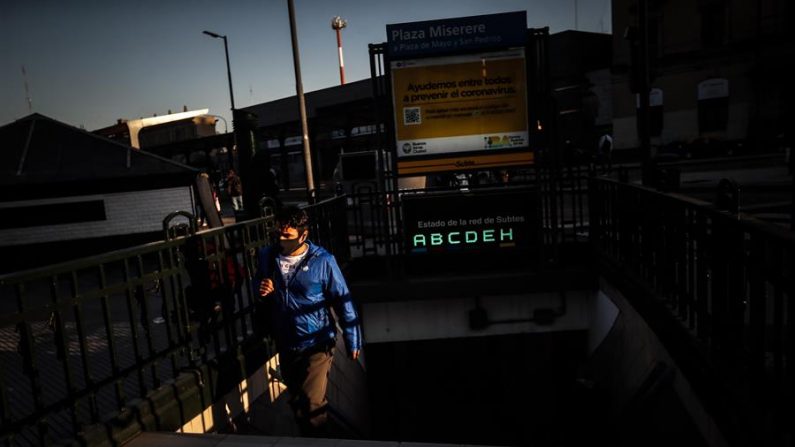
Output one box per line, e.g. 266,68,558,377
48,274,79,432
684,209,696,328
694,213,709,340
123,258,148,394
747,234,766,397
588,178,600,250
162,210,197,240
14,283,49,443
674,205,688,319
709,218,728,354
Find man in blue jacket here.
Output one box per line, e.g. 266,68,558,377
255,206,362,436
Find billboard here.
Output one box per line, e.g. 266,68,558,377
392,48,528,158
386,11,531,176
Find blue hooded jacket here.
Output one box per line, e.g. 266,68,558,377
254,241,362,354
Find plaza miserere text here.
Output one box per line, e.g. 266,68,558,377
391,23,488,42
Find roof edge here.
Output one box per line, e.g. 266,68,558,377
5,113,200,174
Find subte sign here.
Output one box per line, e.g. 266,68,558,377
402,187,536,254
386,11,527,58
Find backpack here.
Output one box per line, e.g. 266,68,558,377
229,176,242,196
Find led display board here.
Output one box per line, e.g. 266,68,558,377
402,187,536,255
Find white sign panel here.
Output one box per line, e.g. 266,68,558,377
698,78,729,100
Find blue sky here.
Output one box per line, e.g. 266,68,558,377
0,0,611,131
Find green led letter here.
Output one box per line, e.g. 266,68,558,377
483,229,495,242
500,228,514,241
431,233,443,246
414,234,427,247
465,231,478,243
448,231,461,244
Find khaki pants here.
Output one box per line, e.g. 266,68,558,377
280,343,335,436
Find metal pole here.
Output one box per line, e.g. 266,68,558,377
638,0,653,186
223,36,236,111
222,36,238,170
205,30,238,169
331,17,347,86
336,28,346,85
287,0,316,202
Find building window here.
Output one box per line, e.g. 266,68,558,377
697,78,729,133
0,200,106,230
636,88,664,137
648,16,661,57
701,4,727,47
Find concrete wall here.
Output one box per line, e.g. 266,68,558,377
326,337,371,437
589,277,727,447
361,290,592,344
0,186,194,246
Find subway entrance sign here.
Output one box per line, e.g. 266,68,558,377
386,11,527,58
402,187,537,255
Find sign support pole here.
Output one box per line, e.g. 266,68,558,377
287,0,316,203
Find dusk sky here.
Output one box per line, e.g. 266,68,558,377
0,0,611,132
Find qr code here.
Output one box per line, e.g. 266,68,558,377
403,107,421,125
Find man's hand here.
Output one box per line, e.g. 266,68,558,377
350,349,360,361
259,278,275,297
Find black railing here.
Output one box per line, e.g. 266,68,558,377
537,157,593,251
589,176,794,443
0,216,274,446
0,163,595,445
303,195,352,264
310,164,593,269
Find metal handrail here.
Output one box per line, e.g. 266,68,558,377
589,176,794,443
0,216,275,445
0,163,597,444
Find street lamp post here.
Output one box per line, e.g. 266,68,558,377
636,0,654,187
288,0,317,202
203,30,237,170
203,30,236,111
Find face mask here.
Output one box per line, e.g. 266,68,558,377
279,238,297,255
279,233,306,255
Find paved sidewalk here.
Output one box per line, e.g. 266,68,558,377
127,432,496,447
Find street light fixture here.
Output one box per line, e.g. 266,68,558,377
203,30,237,169
209,114,228,133
203,30,236,111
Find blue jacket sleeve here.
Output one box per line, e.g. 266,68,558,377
324,255,362,353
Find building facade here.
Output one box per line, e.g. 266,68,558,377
0,114,199,271
611,0,795,153
241,29,612,191
93,108,218,149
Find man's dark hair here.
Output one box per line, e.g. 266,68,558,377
276,206,310,233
